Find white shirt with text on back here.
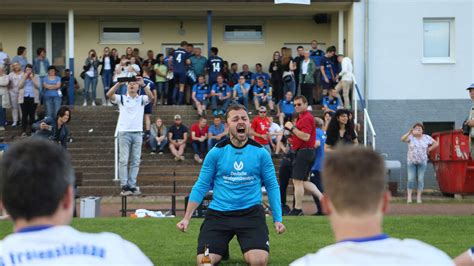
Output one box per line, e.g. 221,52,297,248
112,94,150,132
0,225,153,266
290,235,454,266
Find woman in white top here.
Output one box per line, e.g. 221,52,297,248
8,62,23,127
129,56,141,76
268,117,285,154
0,66,11,130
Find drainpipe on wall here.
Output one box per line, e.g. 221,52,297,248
68,9,75,105
364,0,369,109
207,11,212,58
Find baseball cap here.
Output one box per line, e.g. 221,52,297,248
466,83,474,90
174,114,182,120
258,106,267,112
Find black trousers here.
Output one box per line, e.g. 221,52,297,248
300,83,314,106
20,97,37,133
272,80,284,104
279,157,293,207
310,170,324,214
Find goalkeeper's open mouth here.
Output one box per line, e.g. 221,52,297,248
236,124,246,135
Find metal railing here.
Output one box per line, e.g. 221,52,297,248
114,120,119,181
352,78,376,149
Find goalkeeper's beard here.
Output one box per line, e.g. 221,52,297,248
229,130,248,147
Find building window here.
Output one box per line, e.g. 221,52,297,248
224,25,263,41
422,18,455,64
100,22,142,44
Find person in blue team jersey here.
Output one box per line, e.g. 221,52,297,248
309,117,326,215
140,68,157,138
322,87,342,113
207,116,227,148
210,75,232,116
232,75,250,111
309,40,325,68
277,90,295,127
206,47,224,86
191,75,210,117
177,104,285,266
240,64,254,85
320,46,336,95
250,63,271,89
253,77,275,114
172,41,191,105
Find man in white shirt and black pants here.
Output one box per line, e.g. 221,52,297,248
107,76,154,196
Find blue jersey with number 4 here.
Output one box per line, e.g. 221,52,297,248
173,48,190,73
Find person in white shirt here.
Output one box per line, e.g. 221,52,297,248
0,138,153,266
107,76,154,196
335,55,354,109
268,117,284,154
455,247,474,266
291,146,454,266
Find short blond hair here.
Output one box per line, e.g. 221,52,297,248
322,146,386,215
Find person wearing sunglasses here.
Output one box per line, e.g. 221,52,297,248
284,95,323,216
251,106,272,154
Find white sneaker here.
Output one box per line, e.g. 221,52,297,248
83,101,87,106
92,101,96,106
194,154,203,163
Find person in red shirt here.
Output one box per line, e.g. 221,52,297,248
284,95,323,216
191,116,209,163
251,106,272,154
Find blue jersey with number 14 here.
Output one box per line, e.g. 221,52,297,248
173,48,189,73
207,56,224,76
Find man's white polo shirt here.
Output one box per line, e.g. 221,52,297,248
290,234,454,266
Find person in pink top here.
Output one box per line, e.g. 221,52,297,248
401,123,439,204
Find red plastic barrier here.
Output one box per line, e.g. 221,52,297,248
430,130,474,194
